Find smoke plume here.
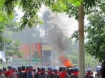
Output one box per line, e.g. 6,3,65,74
47,24,70,52
42,9,72,66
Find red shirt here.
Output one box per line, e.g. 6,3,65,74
5,70,13,77
59,71,66,78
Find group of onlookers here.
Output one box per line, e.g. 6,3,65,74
84,66,101,78
0,65,103,78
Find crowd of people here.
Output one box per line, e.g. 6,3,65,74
0,65,102,78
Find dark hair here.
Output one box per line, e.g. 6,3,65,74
37,67,41,71
33,69,36,72
7,66,11,70
59,67,63,71
18,67,22,72
22,66,25,70
3,67,6,71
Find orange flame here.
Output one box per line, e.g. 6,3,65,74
60,55,73,67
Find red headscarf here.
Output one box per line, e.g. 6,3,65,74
59,71,66,78
0,71,2,75
74,71,79,76
48,71,53,75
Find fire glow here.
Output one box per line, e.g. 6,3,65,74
60,55,73,67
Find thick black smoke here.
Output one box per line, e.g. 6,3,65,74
47,24,70,52
42,9,71,66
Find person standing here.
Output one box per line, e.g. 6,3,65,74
38,67,48,78
95,66,101,78
59,67,70,78
70,67,79,78
47,67,56,78
5,66,12,78
53,68,59,78
0,69,6,78
85,69,94,78
9,67,17,78
27,65,35,78
35,68,41,78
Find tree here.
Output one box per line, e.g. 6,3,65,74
4,38,22,62
1,0,82,29
49,1,100,77
67,41,99,68
0,11,9,51
0,10,22,63
85,53,99,69
1,0,101,77
71,2,105,63
68,51,99,68
3,20,23,62
38,10,53,36
85,9,105,63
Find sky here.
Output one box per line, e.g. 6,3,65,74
15,5,88,38
38,5,79,38
38,5,89,38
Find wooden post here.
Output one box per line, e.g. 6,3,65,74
78,3,85,78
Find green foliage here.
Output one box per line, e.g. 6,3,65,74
1,0,82,29
71,31,79,41
0,11,8,50
71,3,105,62
0,12,6,22
4,21,24,62
85,12,105,62
67,41,99,67
67,52,78,66
85,53,98,67
4,0,16,14
2,0,39,29
68,53,99,67
66,0,104,19
1,0,101,30
47,0,81,18
0,0,103,63
4,38,22,62
72,3,105,62
0,14,23,62
0,0,5,8
84,0,100,8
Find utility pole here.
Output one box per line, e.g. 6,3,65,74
29,28,32,65
78,3,85,78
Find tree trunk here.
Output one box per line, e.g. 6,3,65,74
78,3,85,78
